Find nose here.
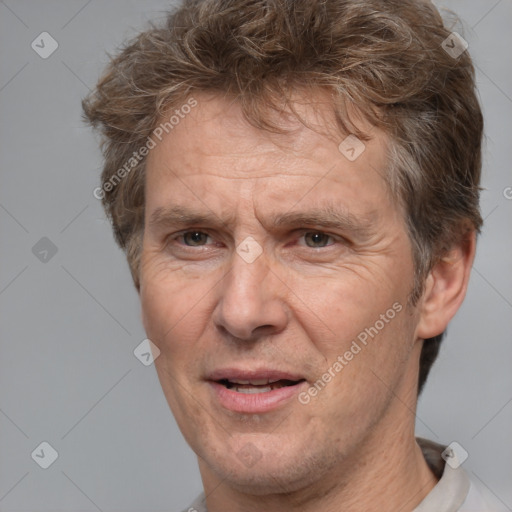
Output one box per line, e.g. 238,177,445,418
212,248,288,342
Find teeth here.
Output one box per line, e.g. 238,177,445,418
220,378,302,393
233,386,273,394
228,381,289,393
228,378,280,385
248,379,270,385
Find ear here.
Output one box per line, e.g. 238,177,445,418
415,229,476,340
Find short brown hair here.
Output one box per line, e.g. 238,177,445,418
82,0,483,394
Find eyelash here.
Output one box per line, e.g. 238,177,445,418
168,230,340,250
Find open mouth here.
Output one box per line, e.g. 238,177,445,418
208,370,308,412
218,378,305,394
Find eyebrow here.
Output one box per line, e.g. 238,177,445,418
148,204,378,239
149,205,236,230
272,206,378,238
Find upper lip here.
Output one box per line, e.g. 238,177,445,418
207,367,306,385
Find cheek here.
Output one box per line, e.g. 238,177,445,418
140,267,208,354
297,273,413,401
296,271,400,349
140,271,213,425
303,309,414,442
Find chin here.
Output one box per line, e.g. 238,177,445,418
200,436,341,496
218,462,319,496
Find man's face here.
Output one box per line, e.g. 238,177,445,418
140,93,422,493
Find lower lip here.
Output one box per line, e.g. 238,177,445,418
208,381,306,413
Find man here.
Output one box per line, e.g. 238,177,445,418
83,0,489,510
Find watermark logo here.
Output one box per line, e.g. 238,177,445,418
441,441,468,469
236,442,263,468
32,237,58,263
134,338,161,366
441,32,468,59
236,236,263,263
31,441,58,469
338,134,366,161
31,32,58,59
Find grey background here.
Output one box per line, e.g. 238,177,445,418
0,1,510,510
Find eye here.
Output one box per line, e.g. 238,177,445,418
300,231,335,248
178,231,211,246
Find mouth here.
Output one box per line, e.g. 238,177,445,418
207,369,307,413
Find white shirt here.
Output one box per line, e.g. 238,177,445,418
412,464,490,511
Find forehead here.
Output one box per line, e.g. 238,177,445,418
144,92,394,222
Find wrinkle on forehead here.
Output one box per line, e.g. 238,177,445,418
153,88,381,162
144,91,394,234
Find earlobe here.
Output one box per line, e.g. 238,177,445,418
415,230,476,340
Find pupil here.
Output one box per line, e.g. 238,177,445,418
307,232,328,247
186,231,205,245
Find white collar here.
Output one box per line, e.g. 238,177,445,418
412,463,470,512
